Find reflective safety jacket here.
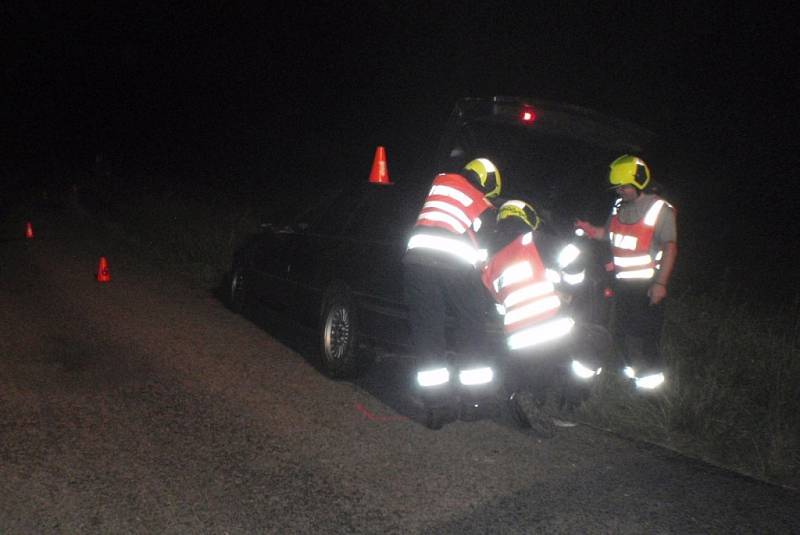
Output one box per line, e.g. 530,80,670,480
481,232,574,351
608,197,673,280
406,173,494,266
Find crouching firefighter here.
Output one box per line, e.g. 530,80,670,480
482,200,595,436
403,158,503,429
575,155,677,391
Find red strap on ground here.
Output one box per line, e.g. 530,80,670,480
354,403,408,422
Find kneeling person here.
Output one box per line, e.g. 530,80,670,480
482,200,593,435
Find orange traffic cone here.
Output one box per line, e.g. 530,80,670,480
25,222,34,239
96,257,111,282
368,146,392,185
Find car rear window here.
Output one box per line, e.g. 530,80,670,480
305,187,366,236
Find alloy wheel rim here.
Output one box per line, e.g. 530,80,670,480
324,305,350,361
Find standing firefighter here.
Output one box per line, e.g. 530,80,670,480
575,155,677,390
482,200,590,436
403,158,502,429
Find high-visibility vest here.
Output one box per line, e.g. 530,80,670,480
608,196,673,280
406,173,493,265
481,232,574,351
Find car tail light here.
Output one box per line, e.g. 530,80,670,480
520,106,536,124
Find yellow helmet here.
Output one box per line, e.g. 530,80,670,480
497,200,540,231
609,155,651,190
463,158,502,199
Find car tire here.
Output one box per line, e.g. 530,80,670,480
319,285,362,379
229,267,247,313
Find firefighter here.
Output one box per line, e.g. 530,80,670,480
403,158,502,429
482,200,589,436
575,155,677,391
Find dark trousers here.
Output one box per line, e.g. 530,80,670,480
403,262,488,369
612,282,666,375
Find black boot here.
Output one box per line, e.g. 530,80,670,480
507,391,555,438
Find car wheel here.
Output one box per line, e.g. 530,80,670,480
319,286,361,379
229,268,247,313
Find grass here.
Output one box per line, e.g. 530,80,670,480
578,287,800,487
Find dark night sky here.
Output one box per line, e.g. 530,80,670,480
4,2,797,241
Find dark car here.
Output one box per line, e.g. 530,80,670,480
229,178,440,378
228,96,653,378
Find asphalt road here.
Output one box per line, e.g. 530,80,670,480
1,212,798,534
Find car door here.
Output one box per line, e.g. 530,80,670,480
347,184,424,347
282,186,366,325
248,224,300,311
248,193,339,311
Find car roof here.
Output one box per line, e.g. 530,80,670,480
444,96,655,154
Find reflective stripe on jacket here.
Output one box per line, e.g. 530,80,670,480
608,197,672,280
481,232,574,350
406,173,493,265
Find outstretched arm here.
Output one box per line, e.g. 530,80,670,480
574,220,605,240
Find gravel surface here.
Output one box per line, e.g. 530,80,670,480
1,212,798,534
